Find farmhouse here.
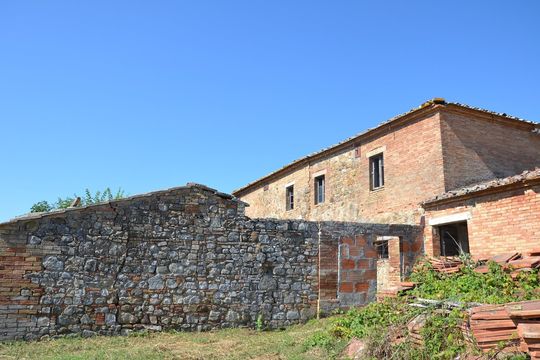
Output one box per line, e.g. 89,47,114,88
233,98,540,292
1,99,539,341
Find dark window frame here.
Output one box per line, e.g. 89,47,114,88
375,240,389,259
285,185,294,211
438,222,470,257
369,153,385,190
314,175,325,205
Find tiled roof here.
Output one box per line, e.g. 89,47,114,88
233,99,539,196
0,183,242,227
423,168,540,206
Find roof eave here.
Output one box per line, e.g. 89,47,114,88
422,177,540,208
232,103,444,197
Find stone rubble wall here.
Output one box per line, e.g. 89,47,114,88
0,184,420,341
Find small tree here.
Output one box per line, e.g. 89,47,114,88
30,188,126,213
30,201,53,213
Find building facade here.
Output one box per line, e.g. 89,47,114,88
2,99,539,341
423,169,540,259
234,100,540,225
233,99,540,286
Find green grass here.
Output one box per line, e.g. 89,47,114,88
0,319,335,360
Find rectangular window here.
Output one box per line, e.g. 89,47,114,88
314,175,325,204
438,222,470,257
370,153,384,190
375,240,389,259
286,185,294,211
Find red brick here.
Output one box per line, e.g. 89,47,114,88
355,283,370,292
339,282,354,293
341,259,355,270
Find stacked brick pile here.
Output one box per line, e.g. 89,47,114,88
467,300,540,356
518,324,540,359
474,250,540,278
428,257,463,274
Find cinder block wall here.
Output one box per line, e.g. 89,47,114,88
318,225,422,311
0,185,420,341
423,183,540,258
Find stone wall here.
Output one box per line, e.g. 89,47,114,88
423,182,540,258
0,184,420,341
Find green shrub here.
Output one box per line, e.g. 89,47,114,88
305,259,540,358
410,259,540,304
419,309,467,359
331,297,420,339
30,187,126,213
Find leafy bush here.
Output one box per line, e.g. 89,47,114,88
30,187,126,213
331,297,420,339
419,309,467,359
305,258,540,359
410,259,540,304
30,200,53,213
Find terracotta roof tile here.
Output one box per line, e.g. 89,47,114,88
423,168,540,205
233,99,539,196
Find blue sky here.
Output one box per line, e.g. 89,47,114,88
1,1,539,221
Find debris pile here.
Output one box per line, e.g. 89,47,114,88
468,303,520,352
467,300,540,355
407,313,427,346
518,324,540,360
473,251,540,279
377,282,416,299
425,251,540,280
427,257,463,274
402,249,540,358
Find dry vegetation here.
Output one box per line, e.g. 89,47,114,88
0,318,336,360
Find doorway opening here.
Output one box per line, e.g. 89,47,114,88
438,221,469,256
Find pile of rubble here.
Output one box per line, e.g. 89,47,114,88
400,250,540,358
473,250,540,278
428,257,463,274
425,249,540,279
400,299,540,358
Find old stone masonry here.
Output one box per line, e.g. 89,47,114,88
0,184,420,341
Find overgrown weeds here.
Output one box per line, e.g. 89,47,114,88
305,260,540,359
410,258,540,303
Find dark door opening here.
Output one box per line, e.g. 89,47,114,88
438,221,469,257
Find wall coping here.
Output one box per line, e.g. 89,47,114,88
0,183,246,228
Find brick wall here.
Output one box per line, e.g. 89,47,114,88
0,184,420,341
423,182,540,258
239,110,446,225
0,227,48,341
236,106,540,227
441,107,540,191
317,225,422,310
